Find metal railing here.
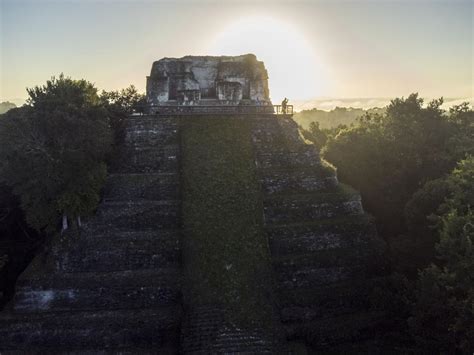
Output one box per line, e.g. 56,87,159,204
273,105,294,115
141,104,293,116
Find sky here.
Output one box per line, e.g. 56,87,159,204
1,0,472,108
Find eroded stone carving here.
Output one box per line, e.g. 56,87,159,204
146,54,271,106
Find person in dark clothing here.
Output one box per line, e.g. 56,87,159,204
281,97,288,114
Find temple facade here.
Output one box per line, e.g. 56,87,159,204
146,54,271,106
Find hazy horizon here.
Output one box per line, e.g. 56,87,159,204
1,0,472,105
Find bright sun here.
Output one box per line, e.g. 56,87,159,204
208,16,326,102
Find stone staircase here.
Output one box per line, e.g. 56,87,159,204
180,305,275,354
0,116,183,352
251,116,387,347
0,114,387,352
177,117,285,354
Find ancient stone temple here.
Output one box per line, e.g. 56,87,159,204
0,54,387,353
146,54,271,106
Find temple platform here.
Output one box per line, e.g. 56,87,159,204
144,104,293,116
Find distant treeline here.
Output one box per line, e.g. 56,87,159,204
294,106,386,129
0,102,16,115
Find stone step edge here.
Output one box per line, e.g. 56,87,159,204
264,214,374,230
107,172,178,177
16,267,182,286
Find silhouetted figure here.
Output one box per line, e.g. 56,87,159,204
281,97,289,114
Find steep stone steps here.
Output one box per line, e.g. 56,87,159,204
255,146,321,169
87,200,180,231
250,116,387,348
269,244,384,297
263,189,364,225
279,277,387,321
274,263,368,290
124,118,178,139
11,269,180,313
284,310,386,347
0,306,181,351
53,230,180,273
0,115,182,352
273,244,382,270
111,116,179,174
112,145,179,174
103,173,179,201
180,305,274,354
259,167,338,195
77,227,179,240
267,216,379,257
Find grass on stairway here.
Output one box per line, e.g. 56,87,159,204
180,117,276,328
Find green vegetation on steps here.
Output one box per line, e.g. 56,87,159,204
180,117,277,328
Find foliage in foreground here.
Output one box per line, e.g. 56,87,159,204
100,85,146,146
0,75,112,232
323,95,472,261
409,157,474,352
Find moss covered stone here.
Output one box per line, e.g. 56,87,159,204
181,117,276,320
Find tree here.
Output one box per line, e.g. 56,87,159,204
323,94,470,237
301,121,328,150
100,85,146,147
0,75,112,232
0,101,16,115
410,156,474,352
100,85,146,114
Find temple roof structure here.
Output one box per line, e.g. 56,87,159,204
146,54,271,106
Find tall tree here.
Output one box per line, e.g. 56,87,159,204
0,75,112,232
323,94,470,239
410,156,474,352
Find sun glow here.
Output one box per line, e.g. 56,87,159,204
208,16,326,102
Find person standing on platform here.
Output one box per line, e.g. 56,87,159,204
281,97,288,114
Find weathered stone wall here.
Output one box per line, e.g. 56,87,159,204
147,54,270,105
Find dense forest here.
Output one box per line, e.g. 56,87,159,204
0,76,472,351
302,94,473,351
294,106,386,129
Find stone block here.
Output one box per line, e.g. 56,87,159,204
260,169,337,195
278,278,388,322
53,230,181,273
92,200,180,230
180,305,274,354
256,147,321,169
263,194,364,225
103,173,179,201
124,117,178,147
13,269,181,313
0,307,181,350
111,145,179,174
267,216,378,257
